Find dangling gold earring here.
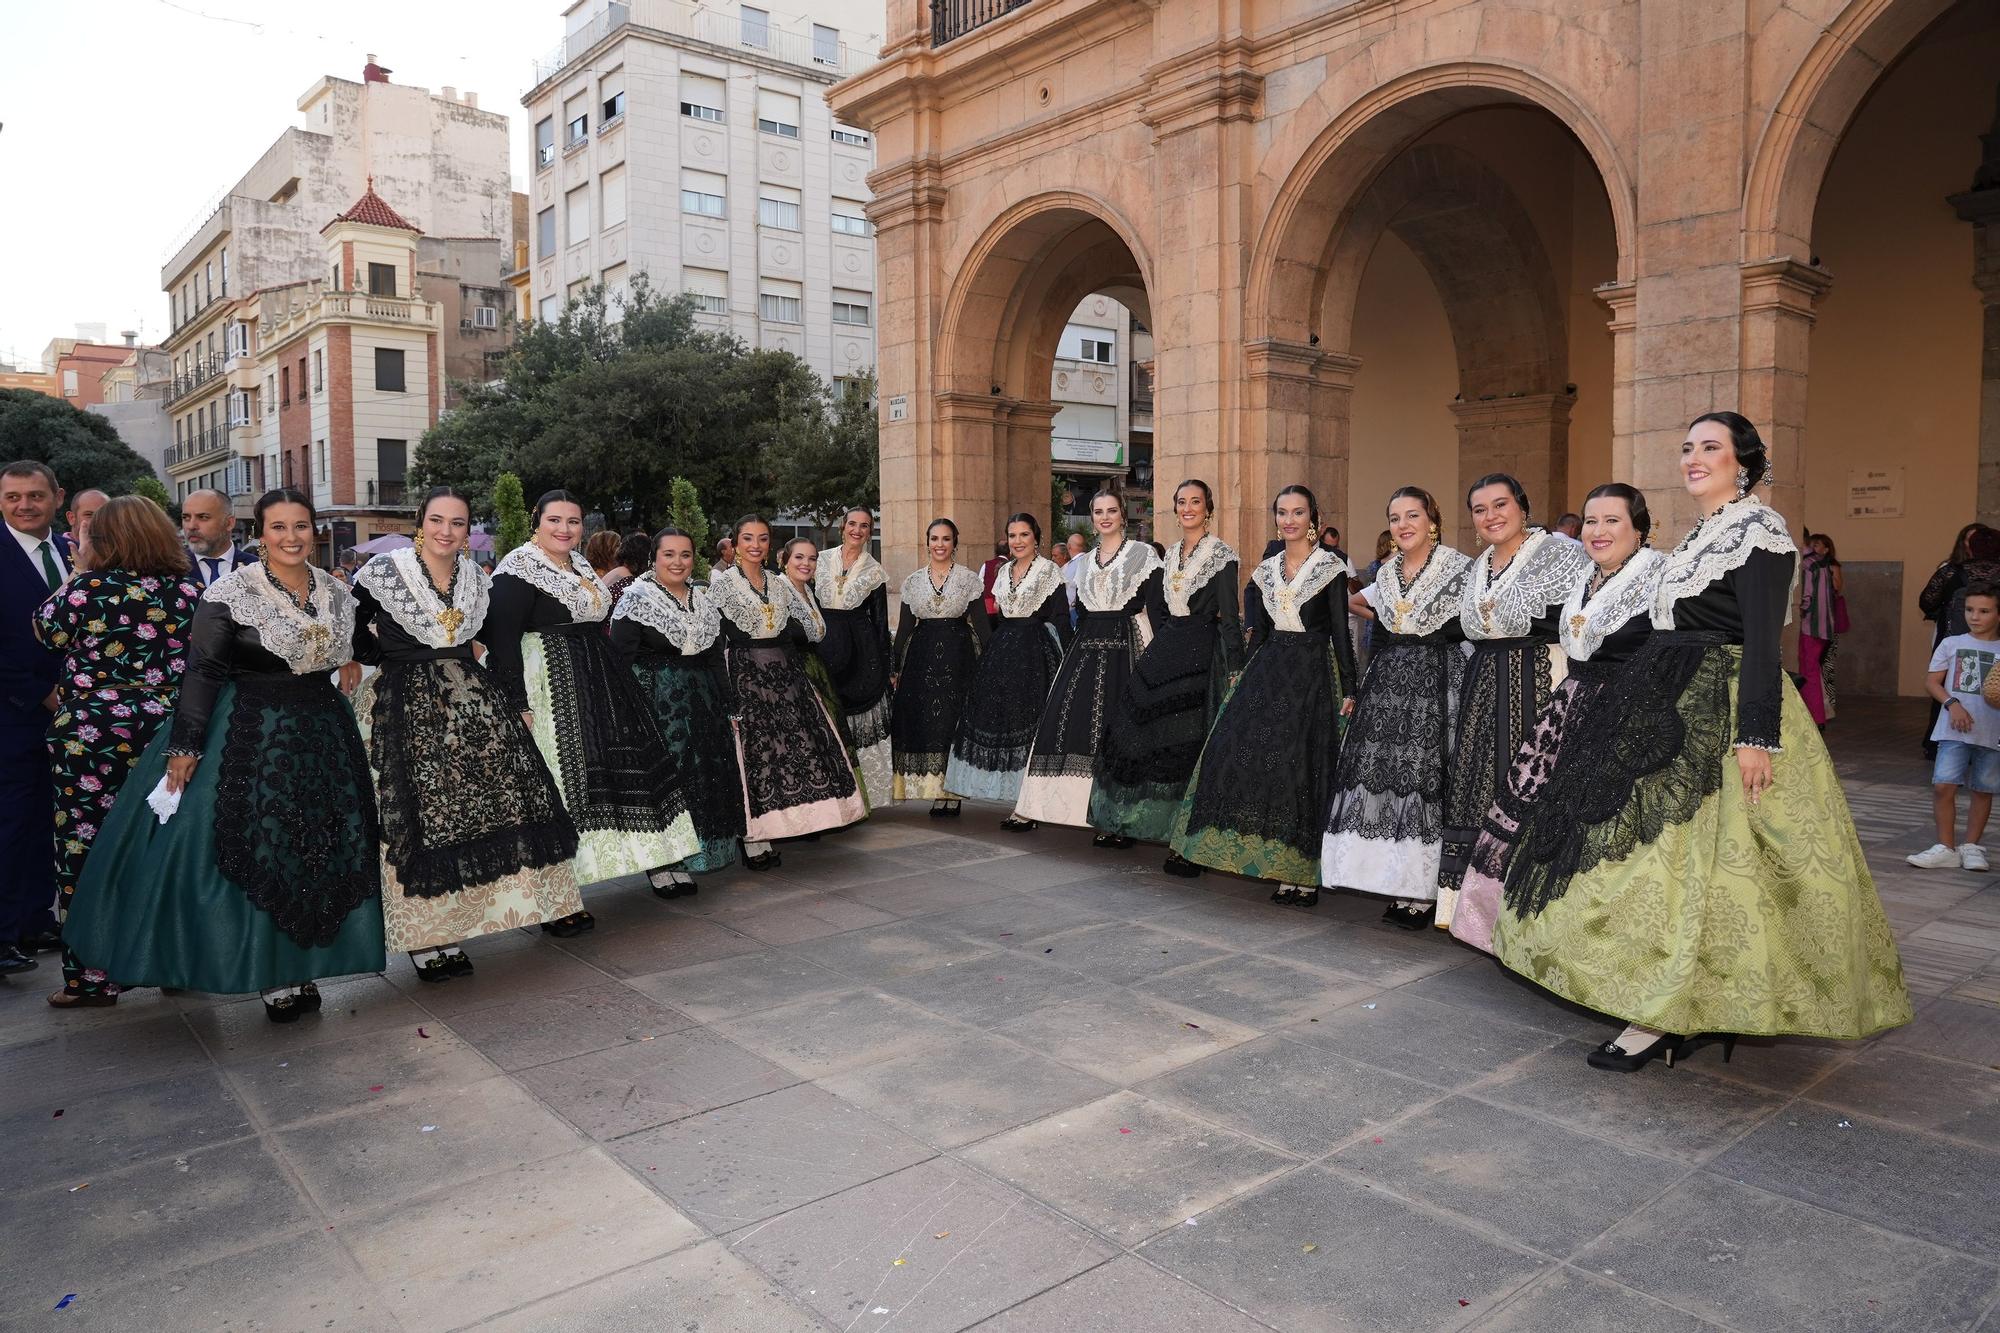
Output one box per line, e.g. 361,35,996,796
413,529,425,553
1428,522,1440,544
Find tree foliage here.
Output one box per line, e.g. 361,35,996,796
131,476,176,522
765,371,880,541
0,389,157,497
666,476,713,579
492,472,530,555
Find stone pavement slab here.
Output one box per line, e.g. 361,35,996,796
1480,1044,1789,1163
818,1030,1115,1149
514,1026,800,1140
714,988,974,1078
993,991,1259,1085
477,1239,832,1332
969,1254,1272,1332
1477,1269,1725,1333
2,1068,251,1194
1283,990,1563,1089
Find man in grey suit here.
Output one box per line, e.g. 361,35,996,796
181,488,253,588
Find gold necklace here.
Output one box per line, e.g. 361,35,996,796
421,552,466,643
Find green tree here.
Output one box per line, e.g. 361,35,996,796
0,388,156,497
766,370,880,541
493,472,530,555
130,475,177,522
666,475,713,579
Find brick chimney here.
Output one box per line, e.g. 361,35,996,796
362,53,392,84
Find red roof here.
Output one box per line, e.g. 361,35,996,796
327,178,419,233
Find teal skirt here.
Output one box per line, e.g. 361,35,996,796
66,678,386,993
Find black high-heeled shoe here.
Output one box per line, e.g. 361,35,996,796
1383,900,1434,931
1276,889,1319,909
1000,815,1038,832
1162,853,1202,878
1680,1033,1738,1064
411,952,452,984
443,949,474,978
1092,834,1135,850
1586,1031,1688,1072
745,849,780,872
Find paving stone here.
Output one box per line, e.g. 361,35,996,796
627,949,853,1022
926,894,1117,946
818,1030,1115,1149
1283,991,1563,1089
0,1068,251,1195
995,991,1260,1085
339,1148,705,1327
516,1027,799,1140
611,1084,933,1232
829,820,954,853
179,976,432,1061
1139,1034,1439,1157
1025,922,1233,985
1479,1269,1726,1332
1687,1034,1852,1096
1050,872,1205,921
479,1239,829,1332
714,988,973,1078
379,942,615,1017
1883,994,2000,1066
1709,1106,2000,1256
961,1090,1299,1241
1807,1046,2000,1147
443,984,696,1073
1137,953,1377,1030
0,980,185,1052
1401,958,1622,1039
880,953,1114,1028
1149,897,1331,951
953,850,1109,890
1264,922,1466,986
787,920,997,982
1136,1164,1547,1331
222,1022,496,1128
273,1074,583,1217
837,869,1023,917
726,893,902,945
970,1255,1271,1332
1480,1045,1788,1163
730,1158,1115,1333
1578,1173,2000,1332
1330,1095,1678,1256
0,1013,212,1114
551,916,764,978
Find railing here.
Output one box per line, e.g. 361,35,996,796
164,425,233,470
368,478,411,508
260,290,438,343
1130,360,1153,412
533,0,875,86
932,0,1029,47
167,355,229,404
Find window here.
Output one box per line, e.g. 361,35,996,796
600,69,625,125
375,347,406,392
567,279,588,306
313,349,324,392
832,290,871,326
603,263,629,313
368,262,396,297
758,185,801,231
204,262,214,304
62,369,78,397
281,365,291,404
265,373,276,413
565,94,589,146
566,185,590,243
759,280,802,324
226,322,249,358
227,390,252,426
741,5,769,48
601,165,627,229
332,262,342,290
683,267,728,315
537,207,556,258
535,116,555,168
316,439,328,483
832,202,873,236
756,89,801,138
538,295,559,323
473,306,498,329
1077,338,1113,364
297,356,307,397
377,440,407,504
170,293,179,328
220,247,229,296
680,169,726,217
813,23,839,65
680,73,725,122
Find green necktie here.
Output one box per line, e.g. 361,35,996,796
37,539,60,589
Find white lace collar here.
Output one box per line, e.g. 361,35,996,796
900,564,985,619
354,548,488,648
1252,546,1343,633
709,564,792,639
1561,548,1666,661
1077,537,1161,613
1375,544,1471,638
612,574,720,654
207,564,356,674
494,543,610,623
992,556,1063,619
816,549,886,610
1161,534,1238,617
1652,497,1798,630
1461,529,1591,640
786,579,826,641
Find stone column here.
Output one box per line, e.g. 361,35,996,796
1448,393,1577,521
1233,341,1355,556
1596,281,1639,488
865,161,947,580
1950,87,2000,526
1738,258,1832,527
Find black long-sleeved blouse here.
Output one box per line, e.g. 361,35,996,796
483,575,582,711
1244,563,1359,697
1665,548,1794,750
167,579,378,753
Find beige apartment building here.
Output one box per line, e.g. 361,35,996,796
522,0,882,389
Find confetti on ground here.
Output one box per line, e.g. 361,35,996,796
421,1126,437,1133
998,933,1013,937
639,1035,655,1042
1302,1244,1318,1254
68,1183,89,1192
277,1062,288,1068
52,1109,62,1118
1362,1003,1377,1010
416,1027,430,1039
368,1085,385,1093
1182,1022,1201,1030
1837,1119,1853,1129
872,1308,889,1315
934,1232,950,1240
1118,1127,1132,1134
53,1295,77,1310
1183,1218,1198,1226
1044,948,1053,953
893,1258,906,1266
1371,1137,1384,1144
1458,1300,1470,1307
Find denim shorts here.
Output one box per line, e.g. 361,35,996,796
1934,740,2000,794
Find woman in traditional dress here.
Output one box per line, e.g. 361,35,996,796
1798,530,1842,728
39,497,201,1008
1320,486,1471,926
351,488,582,982
1090,480,1242,872
815,507,894,807
945,513,1071,820
1448,484,1664,954
65,488,385,1023
485,490,697,930
1432,474,1591,929
610,527,747,894
1014,489,1161,837
782,537,848,754
1172,485,1357,905
1483,414,1910,1069
712,514,866,867
891,518,990,813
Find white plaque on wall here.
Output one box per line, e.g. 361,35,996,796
1846,467,1903,519
887,395,908,422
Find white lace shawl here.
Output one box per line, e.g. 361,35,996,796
1252,546,1344,633
1652,498,1798,630
611,575,719,654
991,556,1063,619
353,548,488,648
787,579,827,642
1077,538,1161,613
206,564,356,674
709,564,792,639
1161,535,1238,618
493,543,610,623
1560,548,1666,661
900,564,985,619
1460,530,1591,641
815,549,886,611
1373,544,1471,637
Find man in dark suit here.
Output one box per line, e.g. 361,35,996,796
181,487,253,589
0,460,70,973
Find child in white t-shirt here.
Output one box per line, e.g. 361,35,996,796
1910,584,2000,871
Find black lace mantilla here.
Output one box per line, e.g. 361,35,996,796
215,674,381,947
731,642,859,817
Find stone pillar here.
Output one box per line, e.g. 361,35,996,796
1233,341,1355,556
1000,399,1059,538
1449,393,1577,521
1596,281,1639,489
1738,258,1832,527
1950,87,2000,526
865,161,947,581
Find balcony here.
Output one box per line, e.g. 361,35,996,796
260,290,440,346
367,478,411,509
166,355,229,405
164,425,235,471
532,0,875,88
1129,359,1153,413
932,0,1030,47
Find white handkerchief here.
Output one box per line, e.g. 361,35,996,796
147,776,181,824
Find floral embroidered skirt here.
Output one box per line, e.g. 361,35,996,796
728,641,866,840
946,618,1063,803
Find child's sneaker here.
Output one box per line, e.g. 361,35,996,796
1963,844,1990,872
1907,843,1963,869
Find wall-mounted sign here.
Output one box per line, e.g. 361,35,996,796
1847,467,1903,519
1052,436,1126,468
887,394,908,422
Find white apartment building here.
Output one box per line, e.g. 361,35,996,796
523,0,882,388
1051,295,1157,534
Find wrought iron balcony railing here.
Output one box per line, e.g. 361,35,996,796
932,0,1029,47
